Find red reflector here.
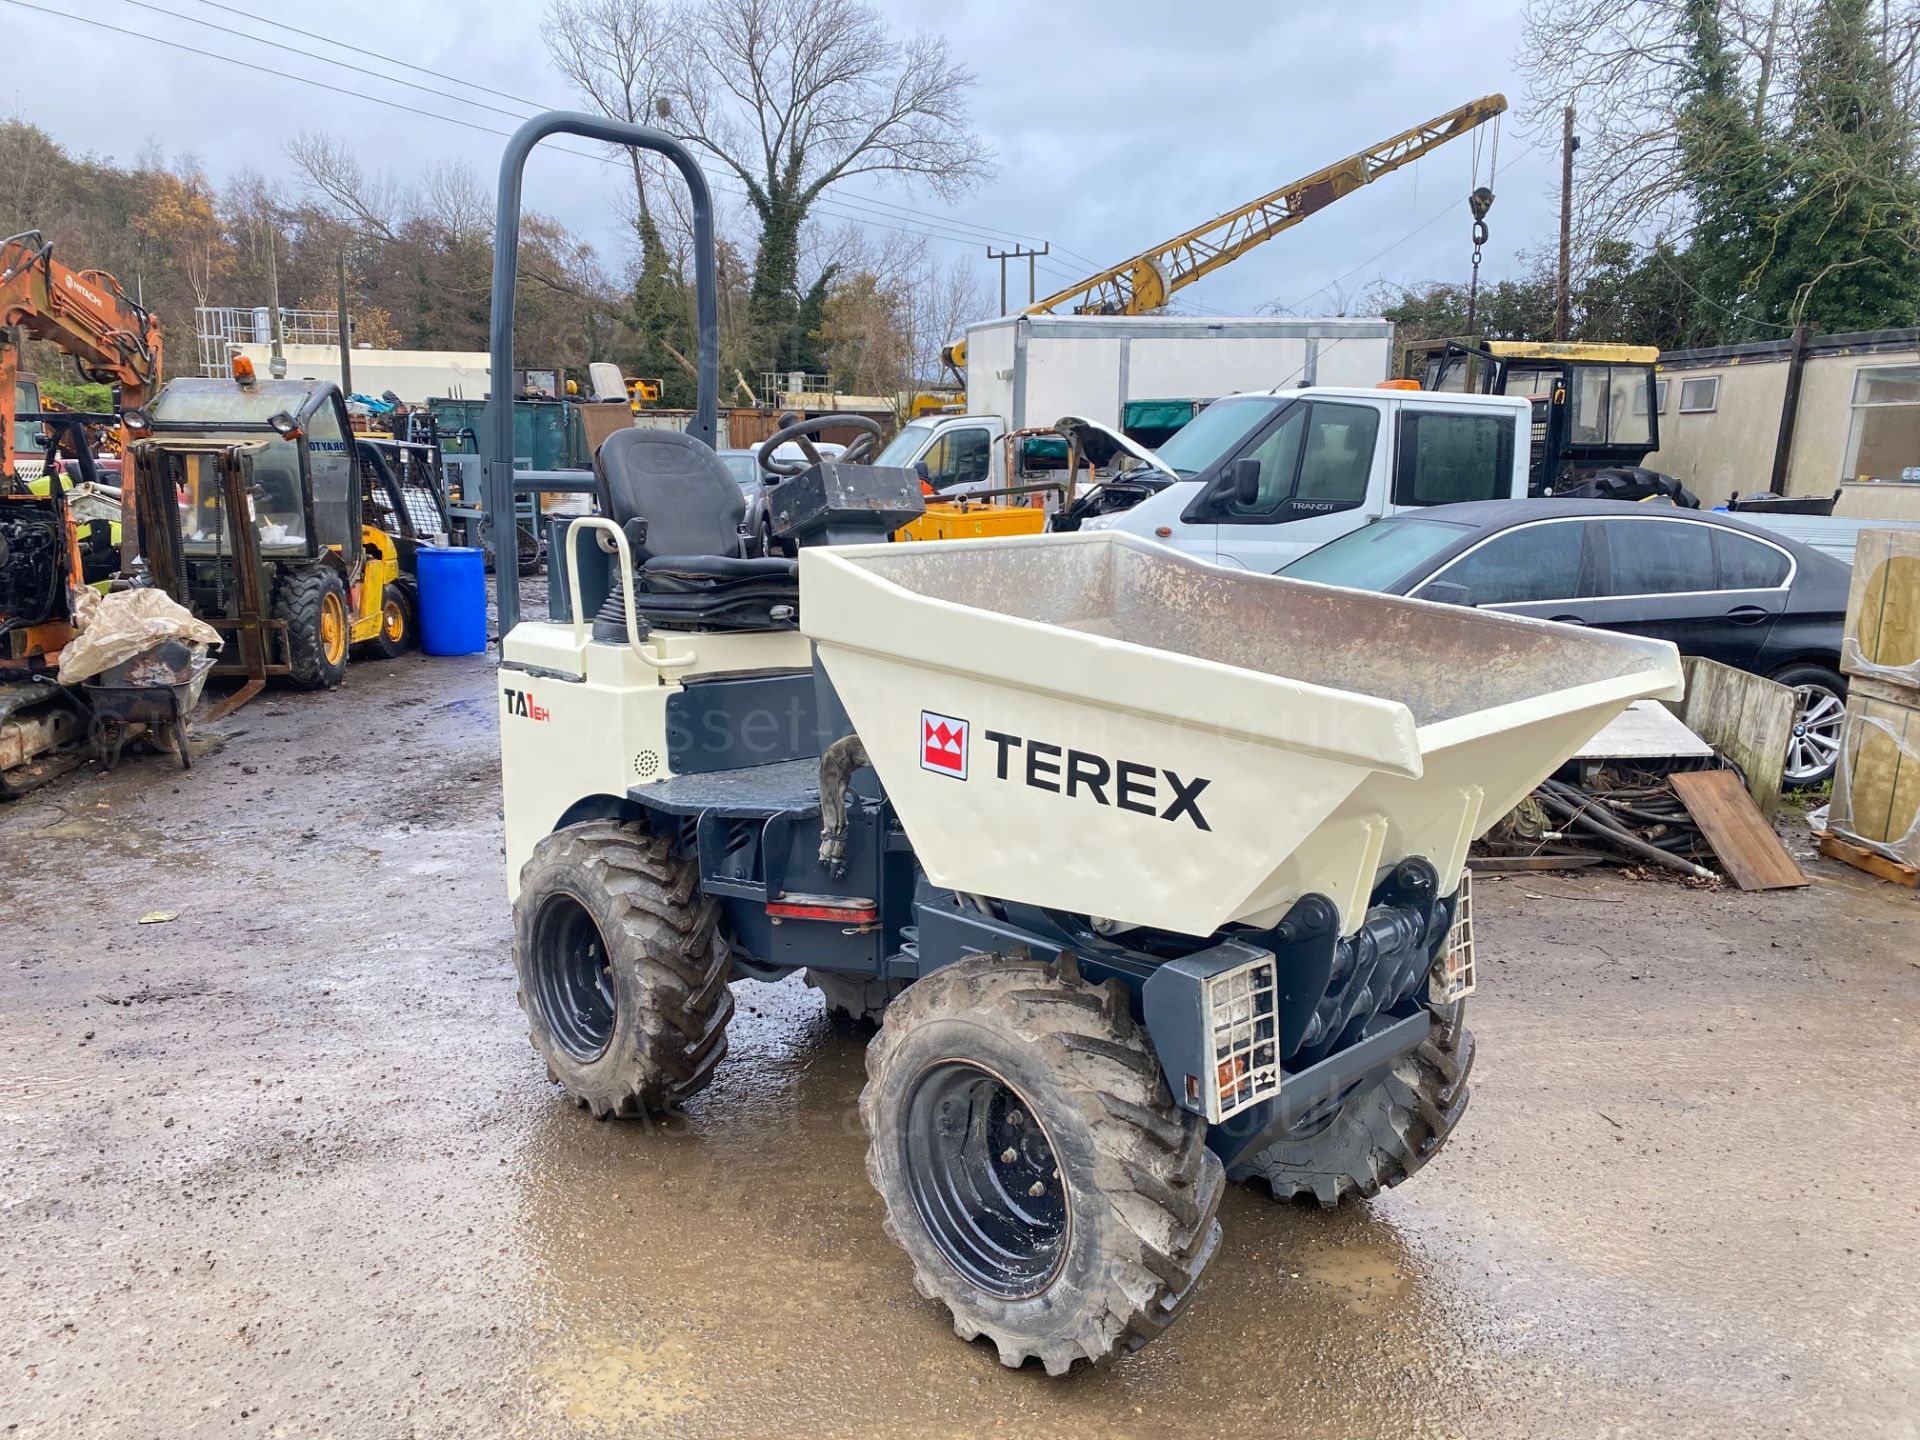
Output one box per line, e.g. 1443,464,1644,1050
767,900,879,923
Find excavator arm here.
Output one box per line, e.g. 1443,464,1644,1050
2,230,163,480
944,95,1506,371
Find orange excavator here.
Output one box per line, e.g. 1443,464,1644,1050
1,230,163,791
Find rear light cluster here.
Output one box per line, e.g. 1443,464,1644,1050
1436,871,1477,1003
1197,954,1279,1123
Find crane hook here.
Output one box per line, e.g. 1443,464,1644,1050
1464,185,1496,337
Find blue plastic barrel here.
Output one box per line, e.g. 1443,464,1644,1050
416,547,488,656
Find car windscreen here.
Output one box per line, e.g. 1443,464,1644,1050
874,421,937,468
720,452,760,490
1278,515,1477,592
1151,396,1285,478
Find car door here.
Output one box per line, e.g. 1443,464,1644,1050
922,423,995,495
1388,406,1519,512
1207,400,1384,572
1415,517,1601,620
1580,516,1788,667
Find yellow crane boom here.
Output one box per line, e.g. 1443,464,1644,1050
946,94,1506,371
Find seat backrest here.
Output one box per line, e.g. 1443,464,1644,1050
594,428,745,558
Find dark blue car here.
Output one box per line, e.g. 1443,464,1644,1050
1280,499,1852,786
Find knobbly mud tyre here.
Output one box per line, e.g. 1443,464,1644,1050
513,821,733,1117
358,577,416,660
804,968,907,1024
861,952,1224,1375
1230,998,1474,1207
272,565,350,690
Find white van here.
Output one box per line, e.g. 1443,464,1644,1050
1080,386,1534,572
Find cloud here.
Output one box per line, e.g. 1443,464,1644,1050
11,0,1553,319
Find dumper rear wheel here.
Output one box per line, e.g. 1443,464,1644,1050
861,952,1223,1375
513,821,733,1117
1231,998,1474,1207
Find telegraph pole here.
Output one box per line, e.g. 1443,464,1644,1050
265,229,287,379
1556,104,1577,341
987,243,1050,313
336,250,353,397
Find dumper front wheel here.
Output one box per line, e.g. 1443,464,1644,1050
513,821,733,1117
861,953,1223,1376
1231,999,1474,1207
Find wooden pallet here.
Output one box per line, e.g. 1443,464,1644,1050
1813,830,1920,889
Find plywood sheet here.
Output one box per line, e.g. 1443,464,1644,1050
1668,769,1809,890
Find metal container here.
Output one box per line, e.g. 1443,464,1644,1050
802,531,1684,936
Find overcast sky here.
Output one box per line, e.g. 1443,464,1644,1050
7,0,1553,320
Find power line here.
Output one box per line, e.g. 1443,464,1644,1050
1275,135,1553,315
118,0,531,123
180,0,550,111
165,0,1093,261
12,0,1045,266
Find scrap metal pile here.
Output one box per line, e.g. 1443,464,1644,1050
1479,765,1723,882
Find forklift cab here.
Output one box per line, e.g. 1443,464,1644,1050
139,375,362,565
1418,340,1661,495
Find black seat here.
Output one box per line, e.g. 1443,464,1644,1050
591,428,798,634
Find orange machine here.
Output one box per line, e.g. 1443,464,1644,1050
1,230,163,662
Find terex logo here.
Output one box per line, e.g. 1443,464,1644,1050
981,728,1212,832
920,711,968,778
503,687,550,722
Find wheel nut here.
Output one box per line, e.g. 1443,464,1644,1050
1007,1110,1024,1127
999,1147,1017,1164
1027,1181,1045,1197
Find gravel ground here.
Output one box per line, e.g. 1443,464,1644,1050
3,645,1918,1439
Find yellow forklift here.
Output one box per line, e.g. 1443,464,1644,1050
126,359,421,716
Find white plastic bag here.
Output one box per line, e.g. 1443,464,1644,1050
57,588,222,686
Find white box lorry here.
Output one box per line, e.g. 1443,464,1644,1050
871,314,1394,495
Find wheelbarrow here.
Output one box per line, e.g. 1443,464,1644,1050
85,653,216,772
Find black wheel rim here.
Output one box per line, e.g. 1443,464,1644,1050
530,894,615,1061
903,1060,1068,1300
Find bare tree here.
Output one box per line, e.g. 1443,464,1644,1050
1514,0,1835,256
660,0,992,360
420,161,493,246
542,0,680,251
286,132,404,240
906,251,990,382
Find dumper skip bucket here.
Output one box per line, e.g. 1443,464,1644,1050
802,532,1684,937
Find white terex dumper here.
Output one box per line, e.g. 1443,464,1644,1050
490,113,1687,1378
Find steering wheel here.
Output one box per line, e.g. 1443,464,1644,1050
754,414,883,477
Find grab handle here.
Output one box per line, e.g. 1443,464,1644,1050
565,516,697,674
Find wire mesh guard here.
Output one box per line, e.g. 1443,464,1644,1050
1204,955,1280,1123
1436,870,1477,1003
398,484,443,536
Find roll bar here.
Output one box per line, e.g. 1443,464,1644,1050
486,112,718,636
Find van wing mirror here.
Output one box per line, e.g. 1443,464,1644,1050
1416,580,1476,608
1228,456,1262,508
